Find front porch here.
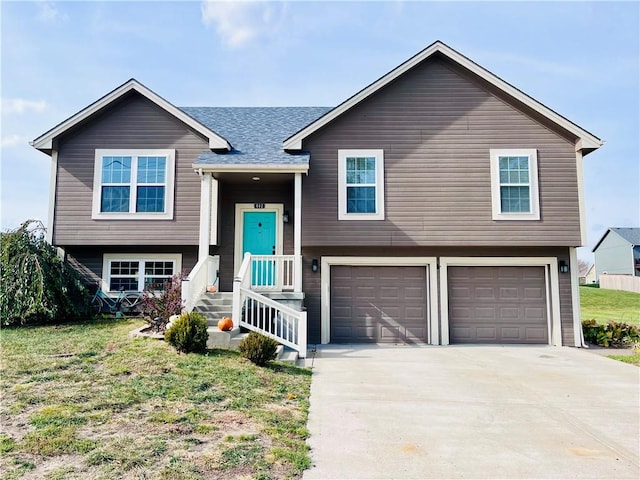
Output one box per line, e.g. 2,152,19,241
182,253,308,358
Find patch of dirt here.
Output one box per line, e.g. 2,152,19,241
128,325,165,340
19,454,85,480
212,410,258,435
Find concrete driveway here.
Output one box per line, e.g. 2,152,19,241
303,345,639,479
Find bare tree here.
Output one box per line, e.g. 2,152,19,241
577,259,590,276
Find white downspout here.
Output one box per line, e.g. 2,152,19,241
294,173,302,293
569,247,585,347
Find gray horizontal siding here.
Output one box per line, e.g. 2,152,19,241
302,57,581,247
53,93,207,246
301,246,575,346
65,245,198,288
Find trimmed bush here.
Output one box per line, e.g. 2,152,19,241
582,319,640,347
164,312,208,353
238,332,279,366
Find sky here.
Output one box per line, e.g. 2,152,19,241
1,0,638,262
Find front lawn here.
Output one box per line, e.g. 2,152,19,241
0,318,312,479
580,286,640,326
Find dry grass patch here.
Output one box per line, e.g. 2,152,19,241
0,318,312,479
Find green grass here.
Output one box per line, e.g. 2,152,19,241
580,286,640,326
0,318,312,479
607,353,640,366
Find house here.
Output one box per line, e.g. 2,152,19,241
32,41,602,354
580,263,597,285
592,227,640,281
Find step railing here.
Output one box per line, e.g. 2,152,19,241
249,255,295,292
233,253,307,357
182,255,219,313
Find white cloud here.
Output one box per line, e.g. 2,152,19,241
201,0,286,47
1,98,47,115
1,134,28,148
37,1,69,23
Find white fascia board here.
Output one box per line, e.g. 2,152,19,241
283,41,602,152
32,79,231,151
192,163,309,174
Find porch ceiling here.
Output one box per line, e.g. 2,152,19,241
213,172,295,184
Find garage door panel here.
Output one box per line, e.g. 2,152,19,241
331,266,428,343
476,327,498,341
524,287,544,300
448,266,548,344
525,327,547,342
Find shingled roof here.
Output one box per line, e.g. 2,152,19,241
181,107,331,170
592,227,640,252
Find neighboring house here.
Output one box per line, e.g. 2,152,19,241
592,227,640,281
581,264,597,285
32,41,602,352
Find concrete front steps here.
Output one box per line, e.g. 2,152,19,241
193,291,299,364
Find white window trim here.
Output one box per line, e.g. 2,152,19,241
490,148,540,221
92,149,175,220
101,253,182,293
338,149,385,220
320,257,439,345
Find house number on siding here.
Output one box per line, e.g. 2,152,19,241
254,203,265,209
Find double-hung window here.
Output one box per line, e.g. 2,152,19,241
338,149,385,220
102,254,181,292
92,149,175,219
490,149,540,220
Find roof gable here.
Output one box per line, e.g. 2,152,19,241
283,41,602,153
32,79,231,153
592,227,640,251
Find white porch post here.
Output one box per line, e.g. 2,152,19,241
569,247,584,347
198,171,212,261
294,173,303,292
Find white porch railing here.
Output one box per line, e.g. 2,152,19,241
249,255,295,292
182,255,219,312
233,253,307,357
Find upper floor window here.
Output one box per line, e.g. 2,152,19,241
490,149,540,221
92,149,175,220
338,149,385,220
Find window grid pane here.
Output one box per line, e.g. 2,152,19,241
109,261,139,291
102,156,131,184
346,157,376,185
347,186,376,213
137,156,166,184
101,186,130,212
136,186,165,213
500,186,531,213
144,261,174,291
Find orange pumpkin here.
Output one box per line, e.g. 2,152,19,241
218,317,233,331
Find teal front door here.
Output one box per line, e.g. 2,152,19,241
243,211,277,286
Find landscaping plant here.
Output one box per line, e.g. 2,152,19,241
582,319,640,347
0,220,88,326
238,332,279,366
140,274,183,331
164,312,208,353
